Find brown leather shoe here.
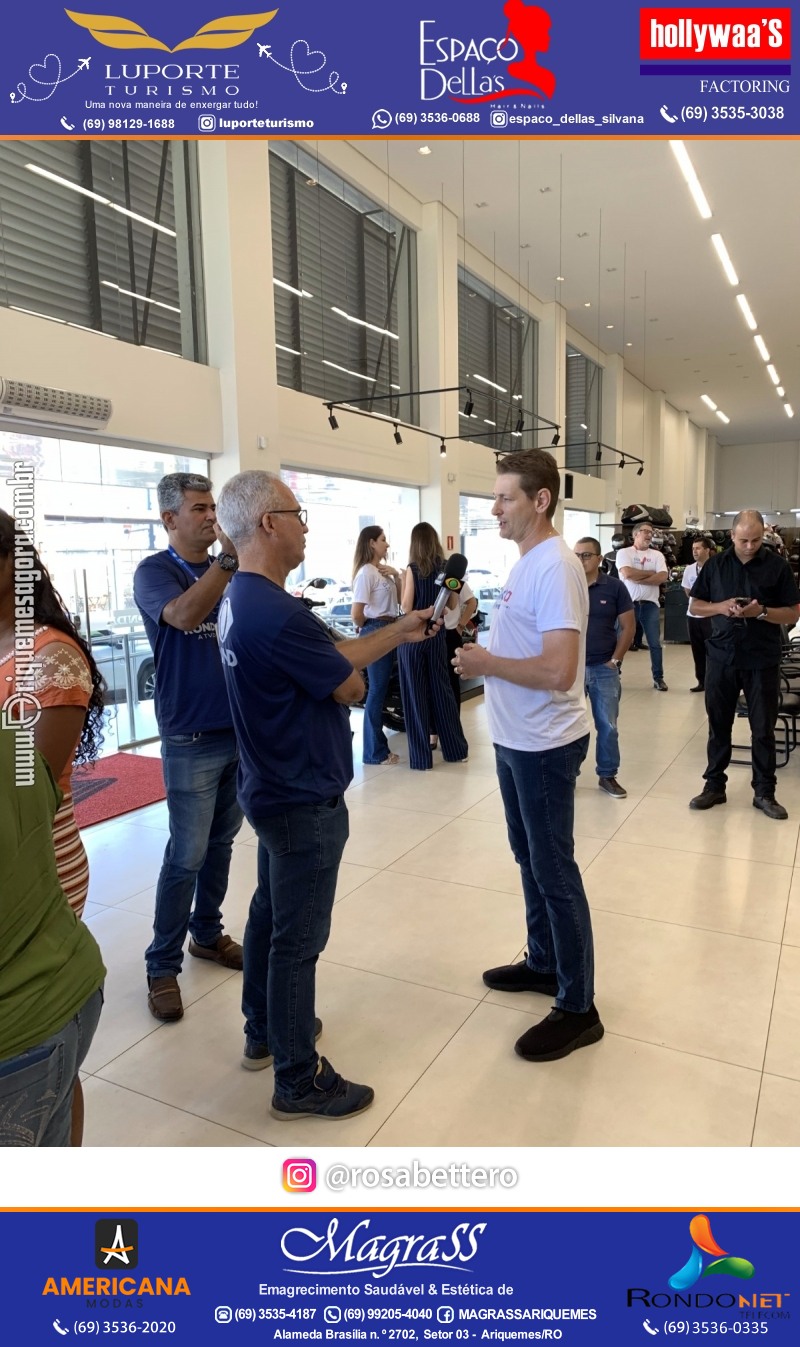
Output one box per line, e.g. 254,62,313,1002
147,975,183,1022
188,934,243,969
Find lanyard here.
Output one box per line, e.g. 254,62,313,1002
168,546,210,583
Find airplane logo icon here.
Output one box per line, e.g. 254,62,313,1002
78,57,90,70
258,44,271,57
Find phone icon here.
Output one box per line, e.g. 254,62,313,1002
643,1320,659,1337
659,105,678,124
60,117,76,131
53,1321,70,1336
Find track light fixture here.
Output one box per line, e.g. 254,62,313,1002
619,456,626,469
463,390,474,418
636,463,644,476
515,412,525,434
595,447,602,462
393,424,403,445
440,439,447,458
551,432,560,446
327,405,339,430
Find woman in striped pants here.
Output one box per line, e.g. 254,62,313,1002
398,524,468,771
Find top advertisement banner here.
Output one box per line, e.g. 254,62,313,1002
0,1,797,139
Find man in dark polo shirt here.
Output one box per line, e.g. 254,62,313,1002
134,473,244,1024
215,469,441,1122
689,509,800,819
574,537,635,799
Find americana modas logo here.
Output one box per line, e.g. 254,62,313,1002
95,1219,139,1270
65,8,278,51
669,1215,754,1291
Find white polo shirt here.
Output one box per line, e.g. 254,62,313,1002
616,545,668,604
485,536,590,753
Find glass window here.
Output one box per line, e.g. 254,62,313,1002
458,267,537,452
0,140,206,360
270,144,418,421
565,344,602,475
562,509,600,550
459,493,518,630
281,469,419,616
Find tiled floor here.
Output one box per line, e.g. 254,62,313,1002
80,641,800,1147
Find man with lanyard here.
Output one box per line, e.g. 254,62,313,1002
134,472,244,1023
688,509,800,820
214,470,442,1121
454,450,603,1063
682,535,716,693
573,536,635,799
616,522,669,691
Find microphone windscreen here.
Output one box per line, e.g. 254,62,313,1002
442,553,468,582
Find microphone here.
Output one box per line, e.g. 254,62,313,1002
428,553,468,629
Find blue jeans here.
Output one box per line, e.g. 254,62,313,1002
585,663,622,778
242,796,349,1100
359,621,394,764
146,728,243,978
494,736,595,1014
0,986,103,1147
634,600,663,681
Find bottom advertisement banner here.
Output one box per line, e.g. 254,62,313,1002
1,1210,796,1344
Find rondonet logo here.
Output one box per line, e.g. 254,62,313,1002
420,1,556,104
65,8,278,51
640,8,792,60
281,1218,487,1279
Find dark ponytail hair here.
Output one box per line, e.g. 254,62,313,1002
0,510,106,765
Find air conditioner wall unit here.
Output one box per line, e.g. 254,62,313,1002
0,378,112,431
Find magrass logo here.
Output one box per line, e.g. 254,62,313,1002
95,1219,138,1270
669,1214,755,1291
65,8,278,52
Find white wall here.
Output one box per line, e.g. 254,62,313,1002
714,441,800,517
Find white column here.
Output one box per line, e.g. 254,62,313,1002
537,301,567,441
417,200,460,546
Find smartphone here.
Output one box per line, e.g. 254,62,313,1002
733,597,750,605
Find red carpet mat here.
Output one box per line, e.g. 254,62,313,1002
73,752,166,828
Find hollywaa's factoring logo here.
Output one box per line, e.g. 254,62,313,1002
65,8,278,51
281,1217,487,1280
420,1,556,104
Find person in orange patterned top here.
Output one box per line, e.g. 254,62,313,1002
0,510,106,1143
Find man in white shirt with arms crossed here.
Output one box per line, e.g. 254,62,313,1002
616,522,669,691
454,449,603,1062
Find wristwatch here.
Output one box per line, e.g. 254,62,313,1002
611,658,622,670
216,552,239,573
756,604,769,621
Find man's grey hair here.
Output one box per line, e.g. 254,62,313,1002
632,521,654,536
157,472,212,517
216,470,286,546
731,509,764,532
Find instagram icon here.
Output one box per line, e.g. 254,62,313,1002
283,1158,317,1192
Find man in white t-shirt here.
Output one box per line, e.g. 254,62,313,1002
616,522,669,691
681,536,715,692
454,449,603,1063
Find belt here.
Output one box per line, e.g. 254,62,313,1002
364,616,397,624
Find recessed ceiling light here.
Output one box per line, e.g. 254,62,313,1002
606,267,617,273
418,145,432,155
475,201,488,208
606,324,614,330
539,186,552,194
520,243,531,250
626,342,633,347
556,275,565,282
584,301,591,308
577,232,588,238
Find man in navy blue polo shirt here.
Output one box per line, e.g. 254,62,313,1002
215,469,441,1122
574,537,635,799
134,473,244,1024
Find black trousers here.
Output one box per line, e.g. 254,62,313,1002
687,616,713,684
704,660,780,794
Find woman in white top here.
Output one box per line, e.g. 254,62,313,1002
351,526,403,764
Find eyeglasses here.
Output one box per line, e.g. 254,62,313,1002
575,551,600,559
269,508,308,525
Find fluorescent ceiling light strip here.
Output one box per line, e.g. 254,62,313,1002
25,162,109,205
767,365,781,386
330,306,398,340
754,334,770,361
473,373,508,393
274,277,313,298
700,394,717,410
101,280,180,313
669,140,712,220
107,202,176,237
710,234,738,286
276,343,302,356
322,359,376,384
785,404,795,418
777,386,785,397
736,294,757,331
716,410,730,424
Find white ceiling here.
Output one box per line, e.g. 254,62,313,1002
352,138,800,448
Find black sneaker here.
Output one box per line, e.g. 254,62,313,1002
270,1057,374,1121
515,1005,604,1062
753,796,789,821
482,960,559,997
653,679,669,692
690,683,705,693
242,1017,322,1071
689,787,727,810
598,776,627,799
